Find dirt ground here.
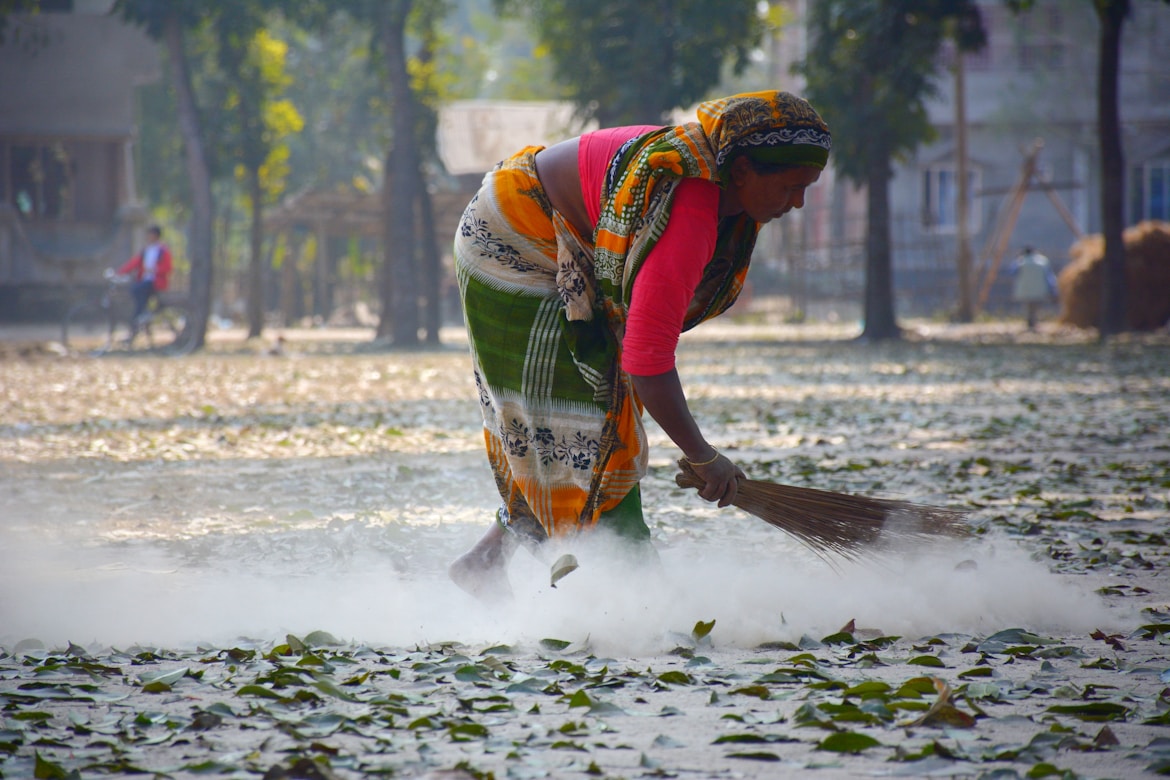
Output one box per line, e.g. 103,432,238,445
1,310,1169,779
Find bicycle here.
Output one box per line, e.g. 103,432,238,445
61,271,190,354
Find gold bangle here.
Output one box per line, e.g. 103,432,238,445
685,449,720,467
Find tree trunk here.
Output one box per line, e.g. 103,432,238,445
164,12,213,351
246,166,264,339
376,0,420,345
862,149,899,341
416,164,441,344
1096,0,1129,338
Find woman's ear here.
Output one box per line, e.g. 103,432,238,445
728,155,754,186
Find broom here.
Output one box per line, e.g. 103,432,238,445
675,459,969,564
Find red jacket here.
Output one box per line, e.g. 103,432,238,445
118,243,173,291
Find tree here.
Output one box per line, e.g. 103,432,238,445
1094,0,1130,338
799,1,985,341
115,0,216,352
217,20,304,339
374,0,423,345
335,0,449,346
495,0,761,126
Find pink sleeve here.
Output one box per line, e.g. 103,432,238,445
621,179,720,376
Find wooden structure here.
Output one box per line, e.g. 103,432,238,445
974,140,1085,313
263,181,477,325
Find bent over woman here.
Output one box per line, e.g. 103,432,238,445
450,91,831,599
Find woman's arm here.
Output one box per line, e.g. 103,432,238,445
629,369,743,507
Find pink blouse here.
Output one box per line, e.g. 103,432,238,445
577,127,720,375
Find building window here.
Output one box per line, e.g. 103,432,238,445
4,141,75,220
1016,4,1066,70
1131,160,1170,222
922,165,980,233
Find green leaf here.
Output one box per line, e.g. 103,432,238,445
34,751,75,780
313,678,359,702
657,671,693,686
957,666,994,678
692,619,716,641
820,631,855,645
845,681,891,697
13,711,53,722
895,677,938,698
1045,702,1130,722
139,667,189,686
982,628,1058,646
567,690,593,709
714,733,770,744
455,665,488,682
448,722,489,740
730,685,771,700
303,630,343,647
285,634,307,654
907,655,945,668
818,731,882,753
540,638,572,652
236,685,284,700
726,751,780,761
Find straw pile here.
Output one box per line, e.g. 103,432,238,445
675,460,969,564
1057,220,1170,331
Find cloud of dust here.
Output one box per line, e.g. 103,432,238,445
0,522,1127,654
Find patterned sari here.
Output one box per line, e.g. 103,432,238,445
455,91,828,544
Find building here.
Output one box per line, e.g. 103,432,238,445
0,0,160,319
891,0,1170,314
760,0,1170,317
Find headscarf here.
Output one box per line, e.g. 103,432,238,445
696,90,832,175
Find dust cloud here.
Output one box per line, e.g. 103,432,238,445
0,515,1121,653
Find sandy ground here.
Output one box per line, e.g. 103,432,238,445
1,313,1169,779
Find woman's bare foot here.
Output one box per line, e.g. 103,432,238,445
448,523,516,603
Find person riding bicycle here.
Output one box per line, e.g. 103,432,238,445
114,225,173,333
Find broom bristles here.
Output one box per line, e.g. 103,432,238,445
675,460,969,564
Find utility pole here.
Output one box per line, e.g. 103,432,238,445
954,49,974,322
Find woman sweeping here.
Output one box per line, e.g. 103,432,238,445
450,90,831,599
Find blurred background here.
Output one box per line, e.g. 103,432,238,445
1,0,1168,345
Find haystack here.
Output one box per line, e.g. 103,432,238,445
1058,220,1170,330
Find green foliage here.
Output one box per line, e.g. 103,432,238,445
799,0,985,185
495,0,763,125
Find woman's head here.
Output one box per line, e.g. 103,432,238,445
697,91,831,179
696,90,830,224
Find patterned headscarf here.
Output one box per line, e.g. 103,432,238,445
696,90,832,174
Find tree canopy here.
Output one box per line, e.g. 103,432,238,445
495,0,762,126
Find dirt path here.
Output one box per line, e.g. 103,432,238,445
1,320,1169,779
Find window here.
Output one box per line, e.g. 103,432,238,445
4,142,75,220
1131,160,1170,222
922,165,981,233
1017,4,1066,70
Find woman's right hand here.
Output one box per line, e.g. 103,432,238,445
688,451,744,508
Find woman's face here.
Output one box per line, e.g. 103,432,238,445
721,158,822,223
